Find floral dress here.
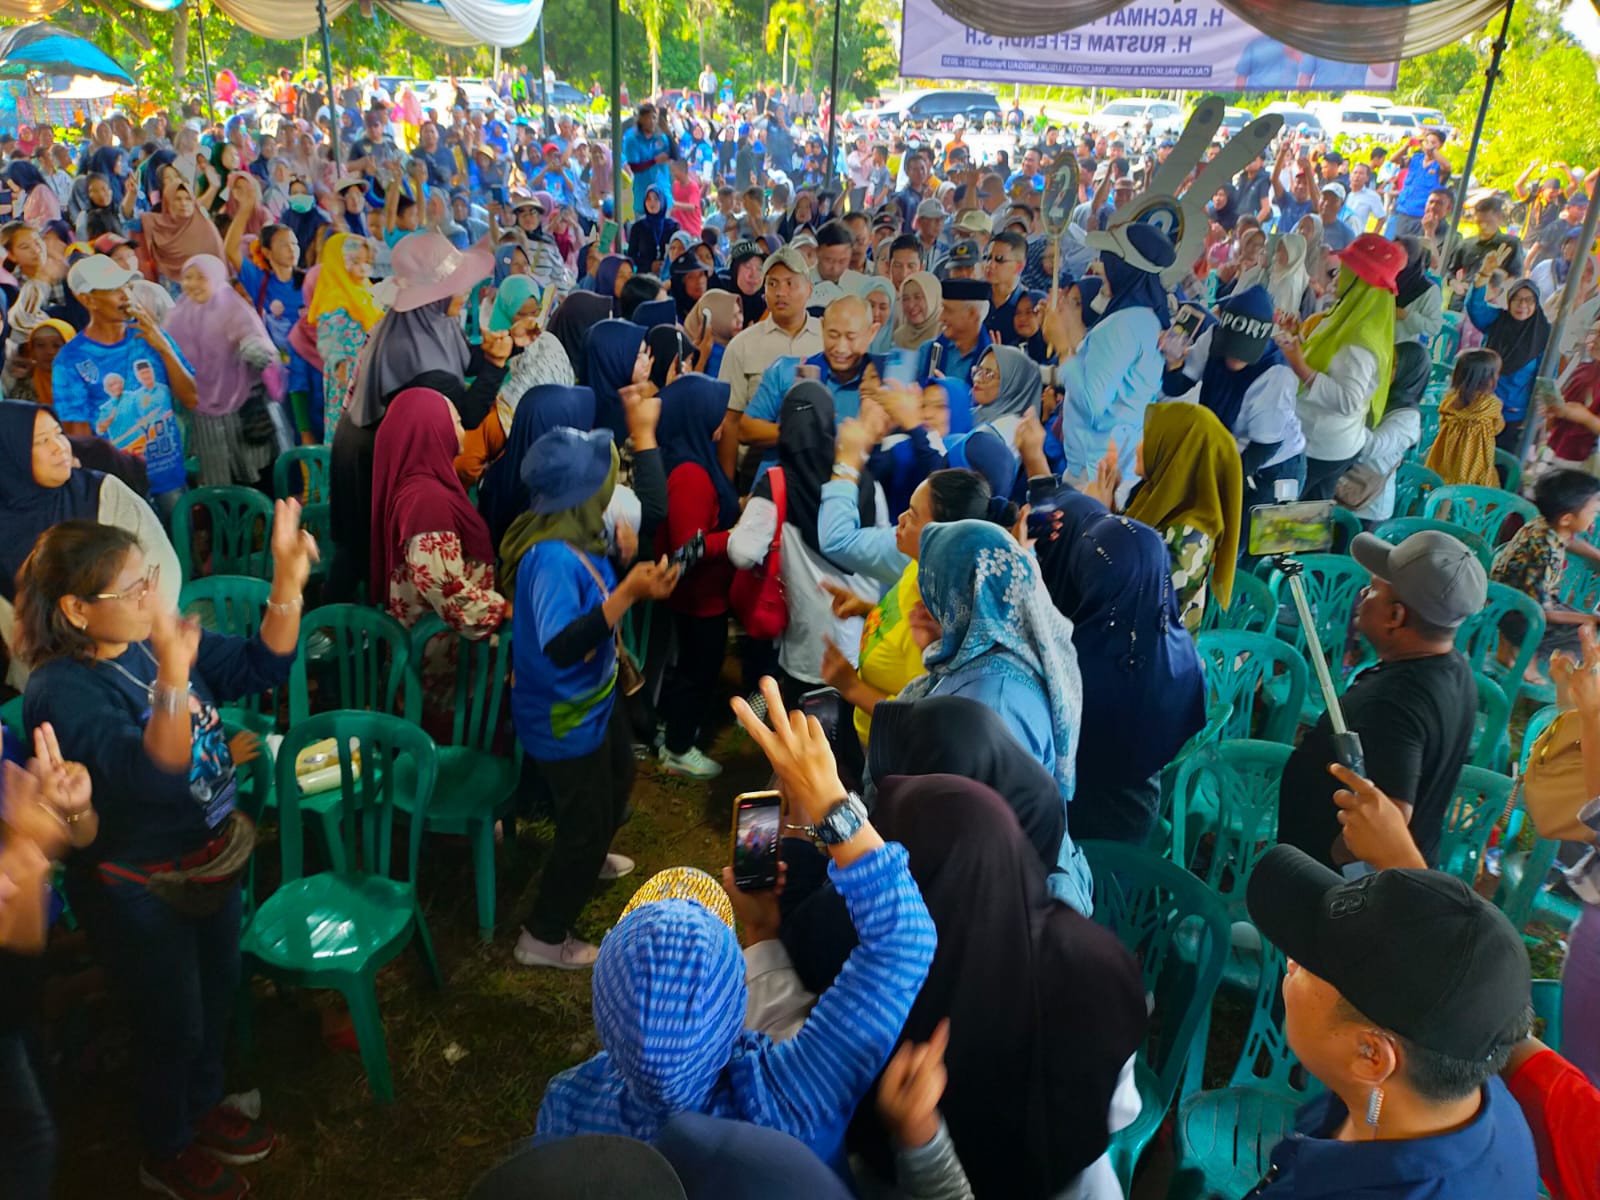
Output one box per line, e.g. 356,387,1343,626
386,530,508,716
318,307,369,445
1161,522,1215,633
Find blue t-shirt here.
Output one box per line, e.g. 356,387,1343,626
53,329,190,495
1236,36,1300,91
511,541,618,761
239,258,304,356
744,353,864,425
622,128,673,216
1396,150,1447,219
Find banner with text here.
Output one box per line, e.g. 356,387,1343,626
898,0,1398,92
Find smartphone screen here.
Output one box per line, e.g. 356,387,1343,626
731,790,782,891
880,347,919,388
1173,304,1206,342
926,342,944,378
799,686,843,749
1247,500,1335,557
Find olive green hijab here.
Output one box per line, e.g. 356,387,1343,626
497,444,619,591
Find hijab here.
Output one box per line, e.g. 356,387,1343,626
480,383,597,548
1123,402,1243,609
977,344,1042,420
1394,235,1432,309
2,161,47,198
347,299,471,428
1387,340,1432,415
493,242,529,286
895,272,943,351
1241,231,1307,317
646,325,693,390
499,442,619,590
901,519,1084,800
585,318,647,442
855,275,897,354
1485,278,1551,378
164,254,275,417
370,387,496,599
1208,183,1240,232
658,374,737,529
0,401,103,603
308,232,384,329
1036,487,1206,835
1301,264,1396,422
548,290,615,379
669,256,708,321
755,380,873,565
686,288,740,343
488,274,544,334
778,775,1148,1200
1100,251,1171,329
141,183,227,281
635,186,676,254
594,254,628,300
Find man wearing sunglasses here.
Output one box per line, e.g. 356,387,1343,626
984,231,1043,357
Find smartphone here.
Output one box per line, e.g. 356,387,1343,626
799,686,843,748
599,219,619,253
1027,475,1062,539
1247,500,1335,558
731,789,782,891
880,347,919,388
671,530,706,571
925,342,944,378
1173,303,1206,342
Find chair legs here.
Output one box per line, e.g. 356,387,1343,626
413,906,444,989
341,978,395,1104
471,820,496,943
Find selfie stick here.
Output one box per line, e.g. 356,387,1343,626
1273,555,1366,777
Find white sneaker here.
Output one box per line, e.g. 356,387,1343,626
659,745,723,780
598,852,635,880
513,929,599,969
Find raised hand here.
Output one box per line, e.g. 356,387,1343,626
148,607,201,681
878,1020,952,1150
270,498,319,597
730,676,845,827
1328,762,1425,870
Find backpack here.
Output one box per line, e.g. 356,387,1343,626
729,467,789,639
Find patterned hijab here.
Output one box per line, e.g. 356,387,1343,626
901,519,1083,799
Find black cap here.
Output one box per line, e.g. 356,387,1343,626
1247,846,1531,1062
943,277,989,301
946,239,981,266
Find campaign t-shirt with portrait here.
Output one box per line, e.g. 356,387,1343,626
52,328,191,495
239,258,304,356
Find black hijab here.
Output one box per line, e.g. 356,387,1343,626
1208,183,1240,233
1394,236,1433,309
754,380,873,565
779,775,1148,1199
0,401,104,602
1387,341,1432,414
546,290,614,382
1485,278,1552,378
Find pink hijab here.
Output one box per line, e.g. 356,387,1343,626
165,254,275,416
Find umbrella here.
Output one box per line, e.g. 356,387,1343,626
0,22,133,86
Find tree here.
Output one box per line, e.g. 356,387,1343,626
623,0,671,98
764,0,815,88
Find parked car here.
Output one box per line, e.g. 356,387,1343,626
422,77,501,113
535,80,588,109
1218,105,1254,135
1308,100,1389,141
1257,102,1326,138
1399,106,1453,139
1088,98,1184,137
876,88,1001,127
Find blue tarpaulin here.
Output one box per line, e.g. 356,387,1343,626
0,22,134,84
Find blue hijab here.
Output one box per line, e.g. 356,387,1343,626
658,374,737,529
937,378,974,438
944,426,1018,500
1100,250,1172,330
479,384,597,547
1034,488,1205,841
594,254,627,300
0,401,103,604
493,242,528,286
585,319,647,443
3,161,48,197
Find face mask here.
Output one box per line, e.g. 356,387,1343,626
287,193,315,213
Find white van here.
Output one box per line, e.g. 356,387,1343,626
1308,100,1389,141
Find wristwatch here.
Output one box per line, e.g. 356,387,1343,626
809,792,868,845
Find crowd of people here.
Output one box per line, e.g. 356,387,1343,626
1,65,1599,1200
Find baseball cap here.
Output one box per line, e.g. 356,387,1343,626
1322,149,1346,166
1350,529,1488,629
67,254,138,295
728,238,762,265
541,141,561,156
763,245,809,278
1321,181,1347,201
945,239,981,268
789,231,818,251
915,198,944,221
1247,845,1530,1061
953,208,991,235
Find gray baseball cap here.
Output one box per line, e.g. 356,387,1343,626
762,245,811,279
1350,530,1487,630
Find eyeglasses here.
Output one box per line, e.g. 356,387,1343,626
971,364,999,381
90,564,160,604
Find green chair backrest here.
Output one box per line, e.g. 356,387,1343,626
1521,705,1560,771
1370,516,1494,572
0,695,24,744
273,446,332,503
1431,311,1461,367
298,501,333,583
1557,555,1600,612
1264,554,1367,693
1423,485,1538,547
272,710,438,883
1497,834,1562,935
1082,840,1232,1121
289,604,419,725
1227,941,1316,1099
1532,979,1562,1054
408,613,514,753
1469,672,1510,772
1194,630,1308,745
172,485,275,582
181,575,282,727
1437,764,1515,887
1405,406,1441,466
1168,739,1288,908
1393,463,1443,518
1454,581,1545,705
1328,506,1362,556
1493,448,1523,495
1201,570,1275,635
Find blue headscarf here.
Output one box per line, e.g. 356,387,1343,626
1034,488,1205,842
479,383,597,547
636,185,675,254
593,254,627,300
945,426,1018,499
657,374,737,529
0,401,104,604
3,161,48,197
856,275,897,355
584,319,647,443
493,242,528,286
1071,277,1104,330
937,378,974,438
140,148,177,209
1099,227,1173,330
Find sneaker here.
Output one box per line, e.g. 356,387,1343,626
598,852,635,880
659,745,723,780
139,1146,249,1199
513,929,599,969
194,1105,277,1165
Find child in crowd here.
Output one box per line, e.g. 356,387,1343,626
1491,468,1600,684
1427,348,1504,487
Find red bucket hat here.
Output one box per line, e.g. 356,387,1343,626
1335,232,1406,294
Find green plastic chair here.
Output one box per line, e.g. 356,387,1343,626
1082,840,1232,1193
1557,554,1600,611
1469,673,1511,772
1431,310,1461,368
1194,630,1308,745
272,445,332,503
1167,739,1288,888
1453,581,1545,707
399,614,521,942
1404,405,1441,466
1263,555,1367,721
1532,979,1563,1053
299,501,334,584
1493,448,1523,495
1328,506,1362,555
1201,570,1275,635
1495,706,1581,940
289,604,419,725
1175,942,1316,1199
1370,516,1495,572
241,711,443,1103
1393,462,1443,518
181,575,285,729
1423,484,1538,547
171,485,275,583
0,695,23,743
1436,764,1515,887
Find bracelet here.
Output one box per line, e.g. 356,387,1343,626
149,682,188,718
65,811,87,825
832,462,860,482
266,595,303,614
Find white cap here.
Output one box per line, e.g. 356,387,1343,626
1321,181,1347,201
67,254,139,295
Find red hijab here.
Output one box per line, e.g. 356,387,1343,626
369,387,496,600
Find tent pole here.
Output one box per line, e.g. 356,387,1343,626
538,16,551,136
317,0,340,164
194,1,215,123
1447,0,1513,264
611,0,622,215
1521,169,1600,460
824,0,841,192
